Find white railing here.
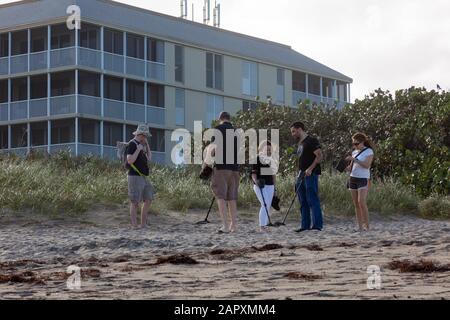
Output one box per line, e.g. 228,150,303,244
78,94,101,116
147,61,165,81
309,93,322,105
50,95,76,115
9,147,28,156
104,98,124,120
78,47,101,69
29,51,47,71
0,103,8,122
125,102,145,122
29,98,48,118
50,47,76,68
292,90,307,106
10,54,28,74
146,105,165,125
50,143,76,155
0,57,8,75
10,100,28,120
103,145,119,161
126,56,146,78
104,52,124,74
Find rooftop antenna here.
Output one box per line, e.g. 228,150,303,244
213,1,221,28
180,0,187,19
203,0,211,24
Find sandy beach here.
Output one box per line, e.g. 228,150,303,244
0,208,449,300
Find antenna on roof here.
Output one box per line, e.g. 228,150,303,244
213,1,221,28
203,0,211,24
180,0,188,19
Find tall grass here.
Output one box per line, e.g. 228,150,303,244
0,152,448,219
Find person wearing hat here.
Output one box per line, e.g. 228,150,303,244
127,124,155,229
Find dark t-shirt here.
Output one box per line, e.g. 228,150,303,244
252,156,275,186
297,135,322,175
127,139,150,176
213,122,239,172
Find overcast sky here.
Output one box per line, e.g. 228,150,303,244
2,0,449,101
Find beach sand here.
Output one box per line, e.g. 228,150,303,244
0,207,449,300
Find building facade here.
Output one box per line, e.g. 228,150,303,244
0,0,352,164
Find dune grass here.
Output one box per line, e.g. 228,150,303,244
0,152,448,219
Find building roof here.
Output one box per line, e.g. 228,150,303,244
0,0,352,82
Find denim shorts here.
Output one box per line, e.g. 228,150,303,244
347,177,369,190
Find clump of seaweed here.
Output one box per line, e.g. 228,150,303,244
387,260,450,273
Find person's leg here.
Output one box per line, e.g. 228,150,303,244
358,188,370,231
211,169,229,232
141,200,151,228
297,177,311,230
350,190,362,230
254,185,267,228
217,199,229,232
306,175,323,230
263,185,274,224
227,171,239,233
130,202,139,228
228,200,238,232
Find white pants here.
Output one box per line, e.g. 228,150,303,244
253,185,275,227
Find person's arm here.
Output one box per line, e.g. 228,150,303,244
144,138,152,162
306,148,323,176
127,143,144,165
354,155,374,169
251,161,259,185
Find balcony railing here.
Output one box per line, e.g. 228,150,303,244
50,47,76,69
10,100,28,120
0,57,8,75
29,51,47,72
10,54,28,74
147,105,165,125
29,98,48,118
292,90,307,106
50,143,76,155
104,98,124,120
125,102,145,122
103,145,119,161
78,47,101,69
50,95,76,116
78,95,101,116
78,143,101,157
147,61,165,81
126,56,146,78
104,52,124,74
0,103,8,122
152,151,165,165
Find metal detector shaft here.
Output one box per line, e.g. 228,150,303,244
281,172,305,225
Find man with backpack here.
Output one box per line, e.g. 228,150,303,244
126,124,155,229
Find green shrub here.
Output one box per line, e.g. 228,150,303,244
418,196,450,219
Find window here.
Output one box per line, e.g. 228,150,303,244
79,23,100,50
0,33,8,57
11,124,27,148
103,122,123,147
175,45,184,83
0,79,7,103
147,38,164,63
51,24,75,49
126,33,144,59
0,126,7,149
276,68,285,104
51,119,75,144
243,100,258,112
51,71,75,97
150,128,165,152
11,30,28,56
11,77,27,101
323,78,334,98
308,74,321,96
31,121,47,147
126,80,145,104
206,95,224,127
242,61,258,96
104,28,123,55
126,125,135,141
292,71,306,92
147,83,164,108
30,74,47,99
31,27,47,53
104,76,123,101
175,89,185,126
78,119,100,144
78,71,100,97
206,53,223,90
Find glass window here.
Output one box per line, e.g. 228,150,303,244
126,80,145,104
242,61,258,96
31,27,47,53
51,119,75,144
103,121,123,147
78,71,100,97
0,33,8,57
149,128,165,152
104,28,123,55
206,53,223,90
11,77,27,102
276,68,285,104
323,78,334,98
126,33,144,59
11,30,28,56
79,23,100,50
51,71,75,97
0,79,8,103
292,71,306,92
147,83,164,108
147,38,164,63
175,88,185,126
126,124,135,141
104,76,123,101
78,118,100,144
11,124,27,148
0,126,8,149
206,95,224,127
175,45,184,83
243,100,258,112
337,81,348,102
31,121,48,147
30,74,48,99
308,74,321,96
51,24,75,49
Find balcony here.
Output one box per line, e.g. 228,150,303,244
50,47,76,69
50,143,76,155
103,145,119,160
10,54,28,74
125,102,145,122
152,151,166,165
50,95,76,116
147,61,165,81
0,103,8,121
78,95,101,116
29,98,48,118
29,51,47,72
78,47,101,69
126,56,146,78
78,143,101,157
147,106,165,125
0,57,8,75
104,98,124,120
104,52,124,74
10,101,28,120
292,90,307,106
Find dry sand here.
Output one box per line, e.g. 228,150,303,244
0,207,449,300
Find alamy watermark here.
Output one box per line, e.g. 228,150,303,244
66,265,81,290
66,5,81,30
367,265,382,290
